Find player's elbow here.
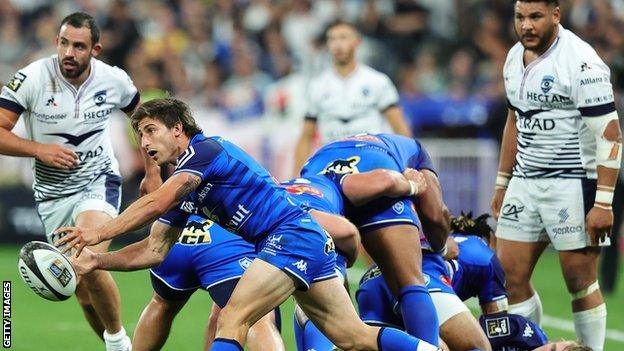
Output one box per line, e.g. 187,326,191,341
604,119,622,142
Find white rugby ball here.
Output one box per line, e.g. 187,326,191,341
17,241,77,301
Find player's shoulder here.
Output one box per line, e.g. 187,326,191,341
357,64,391,83
559,27,605,67
454,234,494,264
93,58,134,84
13,55,54,79
503,42,524,71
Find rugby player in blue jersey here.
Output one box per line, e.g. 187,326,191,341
300,133,450,345
57,98,441,351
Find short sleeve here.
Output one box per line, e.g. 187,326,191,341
376,74,399,111
172,139,227,180
304,81,319,120
0,66,37,114
158,203,191,228
571,54,616,117
111,66,140,113
478,254,508,305
409,140,436,174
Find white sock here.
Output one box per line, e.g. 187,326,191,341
508,292,543,326
104,327,131,351
573,303,607,351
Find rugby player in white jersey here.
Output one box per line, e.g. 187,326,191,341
490,1,621,350
0,12,159,351
292,20,412,174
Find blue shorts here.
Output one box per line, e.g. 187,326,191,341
150,215,257,307
356,253,453,328
335,253,348,281
256,214,337,291
313,146,422,232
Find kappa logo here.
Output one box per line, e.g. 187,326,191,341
292,260,308,274
94,90,107,106
522,323,534,338
558,208,570,223
501,203,524,222
541,75,555,93
485,316,511,338
320,156,361,175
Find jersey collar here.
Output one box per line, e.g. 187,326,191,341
189,133,208,146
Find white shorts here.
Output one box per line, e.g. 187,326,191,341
496,177,610,251
431,292,470,325
37,174,122,244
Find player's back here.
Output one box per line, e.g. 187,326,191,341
280,175,344,215
174,135,307,242
451,234,507,304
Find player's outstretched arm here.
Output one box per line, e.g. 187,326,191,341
70,221,182,275
341,168,426,206
0,107,78,169
415,169,450,252
310,209,360,267
491,108,517,219
56,171,201,255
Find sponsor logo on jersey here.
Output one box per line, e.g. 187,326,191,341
93,90,107,106
324,233,335,255
525,91,572,105
392,201,405,214
226,204,252,233
579,76,604,86
45,96,57,107
540,75,555,93
6,72,26,92
180,201,196,213
84,108,112,121
558,208,569,223
33,111,67,123
76,145,104,162
518,116,555,131
360,266,382,285
284,184,324,197
197,183,213,202
522,323,534,338
79,192,104,201
485,316,511,338
320,156,361,175
552,225,583,237
46,129,104,146
580,62,591,72
501,203,524,222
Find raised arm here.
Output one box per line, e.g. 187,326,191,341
341,168,426,206
56,171,201,255
70,221,182,275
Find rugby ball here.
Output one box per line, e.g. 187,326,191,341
17,241,77,301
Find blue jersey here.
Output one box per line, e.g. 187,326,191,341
449,234,507,305
280,175,344,215
159,134,307,242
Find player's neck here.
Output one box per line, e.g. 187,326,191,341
65,64,92,89
524,26,559,63
334,60,357,77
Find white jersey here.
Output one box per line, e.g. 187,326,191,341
504,25,616,179
305,64,399,144
0,55,139,201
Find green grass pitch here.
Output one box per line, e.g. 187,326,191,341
2,245,623,350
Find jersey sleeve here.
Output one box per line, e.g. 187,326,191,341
571,51,616,117
172,139,228,181
158,203,191,228
0,65,38,114
478,254,508,305
409,140,436,174
304,81,319,121
376,74,400,111
111,66,140,113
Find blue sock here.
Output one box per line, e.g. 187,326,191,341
302,320,334,351
211,338,243,351
293,315,304,351
378,327,435,351
399,285,439,345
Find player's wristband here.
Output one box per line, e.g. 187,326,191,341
595,190,614,206
594,203,613,211
408,180,417,196
495,171,511,190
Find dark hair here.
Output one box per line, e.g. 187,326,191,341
131,98,203,137
450,212,493,242
59,12,100,45
324,19,359,40
517,0,560,6
562,342,593,351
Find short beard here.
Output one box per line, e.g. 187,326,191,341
59,60,89,79
521,24,557,53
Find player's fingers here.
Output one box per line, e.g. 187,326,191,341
61,147,78,159
75,243,86,258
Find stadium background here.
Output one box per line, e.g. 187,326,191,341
0,0,622,349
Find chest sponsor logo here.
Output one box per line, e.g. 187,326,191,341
225,204,252,233
526,91,571,105
33,111,67,123
84,108,112,121
93,90,107,106
579,76,604,86
6,72,26,92
320,156,361,175
540,75,555,93
46,129,103,146
518,116,555,131
179,218,213,245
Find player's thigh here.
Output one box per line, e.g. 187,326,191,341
362,224,424,293
496,238,548,285
440,310,491,351
220,258,296,327
558,247,601,293
295,277,376,349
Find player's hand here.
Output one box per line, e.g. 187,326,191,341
139,173,163,197
490,188,506,219
586,206,613,246
54,226,102,257
69,247,98,278
403,168,427,196
34,143,78,169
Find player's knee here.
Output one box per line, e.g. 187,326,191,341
217,305,250,331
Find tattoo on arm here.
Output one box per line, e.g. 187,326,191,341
174,174,202,201
150,228,180,256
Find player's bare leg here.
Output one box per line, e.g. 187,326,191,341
295,277,439,351
74,281,105,338
75,210,129,349
206,303,284,351
439,311,491,351
496,238,548,324
133,293,188,351
559,247,606,351
361,224,439,344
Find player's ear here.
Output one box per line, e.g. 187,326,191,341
91,43,102,57
552,5,561,24
54,36,59,46
173,122,183,137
